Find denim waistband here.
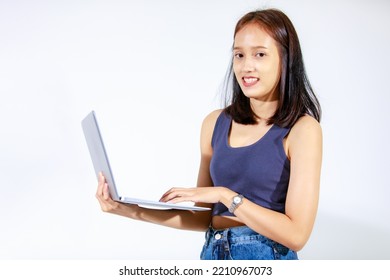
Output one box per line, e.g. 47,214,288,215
205,226,290,256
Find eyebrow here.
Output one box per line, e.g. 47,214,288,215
233,45,268,50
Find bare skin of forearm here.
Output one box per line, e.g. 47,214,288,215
227,197,306,251
109,203,211,231
96,171,212,231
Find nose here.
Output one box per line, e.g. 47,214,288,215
242,57,255,72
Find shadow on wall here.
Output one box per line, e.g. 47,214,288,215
300,211,390,260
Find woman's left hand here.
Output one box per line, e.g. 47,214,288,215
159,186,234,205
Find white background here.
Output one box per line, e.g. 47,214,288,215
1,0,389,259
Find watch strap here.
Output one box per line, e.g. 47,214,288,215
228,194,244,213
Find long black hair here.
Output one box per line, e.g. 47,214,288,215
224,9,321,127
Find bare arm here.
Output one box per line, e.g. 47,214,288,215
162,115,322,251
95,110,222,231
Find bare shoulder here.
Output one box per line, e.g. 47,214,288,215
286,115,322,156
199,109,223,154
203,109,223,125
201,109,223,134
289,115,322,139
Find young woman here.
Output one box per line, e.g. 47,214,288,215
96,8,322,260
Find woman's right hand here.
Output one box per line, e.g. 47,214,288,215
95,172,122,213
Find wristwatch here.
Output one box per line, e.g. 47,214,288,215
228,194,244,214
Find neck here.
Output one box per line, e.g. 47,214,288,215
250,98,278,122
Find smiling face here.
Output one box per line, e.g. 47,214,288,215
233,23,281,102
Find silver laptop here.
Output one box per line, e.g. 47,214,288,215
81,111,210,211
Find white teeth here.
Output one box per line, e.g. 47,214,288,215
244,77,258,83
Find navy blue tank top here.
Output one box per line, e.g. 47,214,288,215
210,112,291,216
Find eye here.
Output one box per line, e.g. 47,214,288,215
256,52,266,58
234,52,244,59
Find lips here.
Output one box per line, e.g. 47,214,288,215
242,76,259,87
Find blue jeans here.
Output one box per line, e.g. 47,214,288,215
200,226,298,260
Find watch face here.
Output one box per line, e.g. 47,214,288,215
233,196,242,203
